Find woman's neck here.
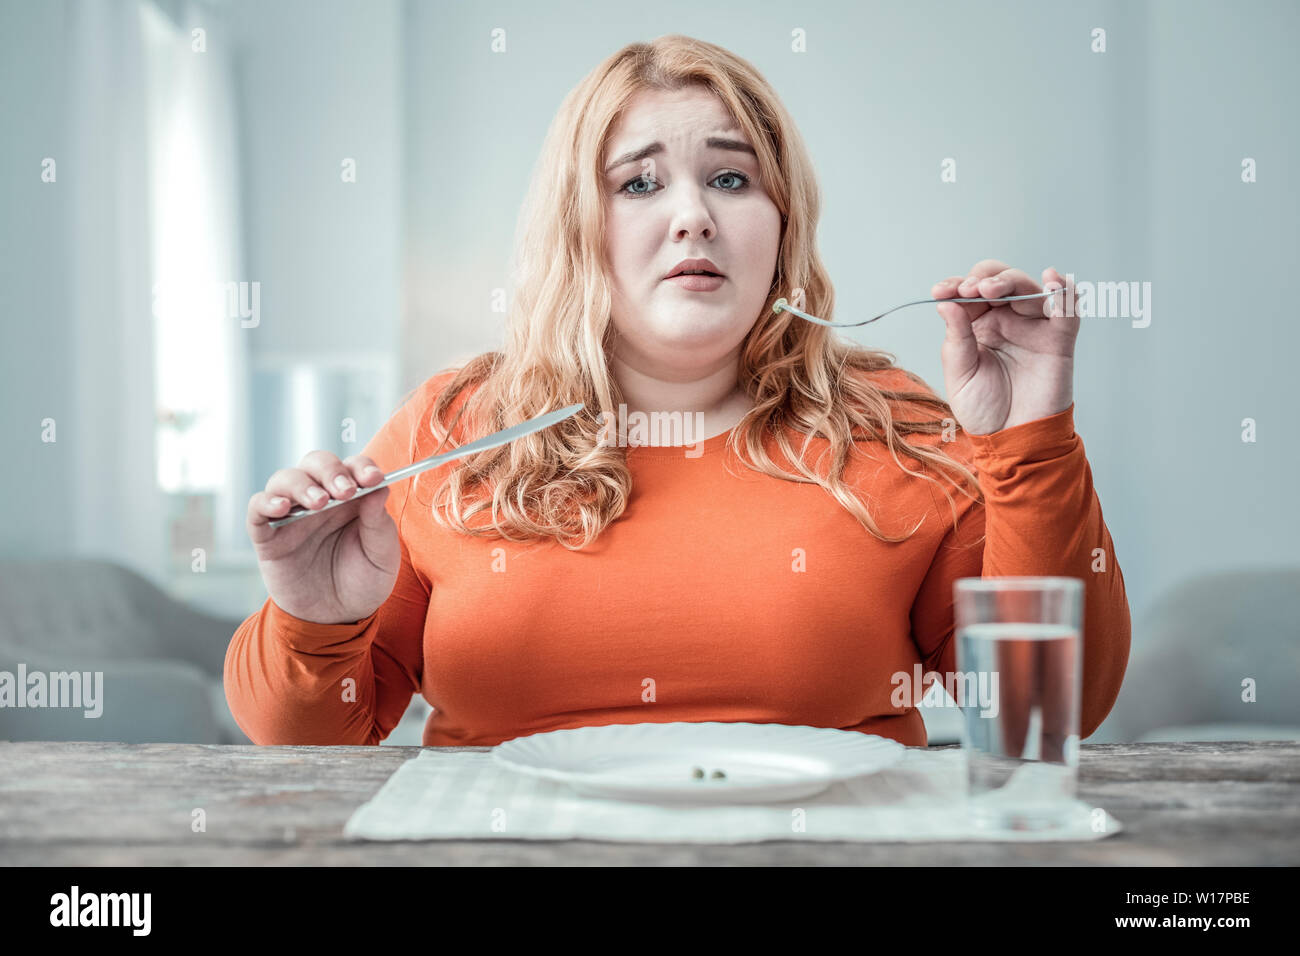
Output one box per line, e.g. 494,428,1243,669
609,350,754,444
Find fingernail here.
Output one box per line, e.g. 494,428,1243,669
308,487,326,502
365,466,381,477
270,497,287,507
334,475,353,493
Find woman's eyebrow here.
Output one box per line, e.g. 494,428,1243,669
603,137,757,174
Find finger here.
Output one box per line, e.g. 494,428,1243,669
299,449,359,502
938,302,980,387
954,262,1010,322
1041,266,1072,314
247,490,292,530
932,278,980,328
1042,268,1080,332
936,297,978,347
978,268,1042,316
354,483,392,530
930,276,966,300
956,259,1010,296
265,468,333,512
343,454,386,487
944,274,991,322
1041,267,1062,318
968,258,1010,276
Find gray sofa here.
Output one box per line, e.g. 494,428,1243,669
0,557,249,743
1100,567,1300,743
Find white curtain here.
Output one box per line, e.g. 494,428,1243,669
66,0,249,586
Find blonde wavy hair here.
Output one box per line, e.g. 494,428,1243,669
420,34,983,550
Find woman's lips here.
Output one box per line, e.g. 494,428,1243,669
664,274,725,291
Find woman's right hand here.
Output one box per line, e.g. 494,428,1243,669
245,451,400,625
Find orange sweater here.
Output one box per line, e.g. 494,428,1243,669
225,367,1130,747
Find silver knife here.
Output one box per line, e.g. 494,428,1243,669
269,402,586,529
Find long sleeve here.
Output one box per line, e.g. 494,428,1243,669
909,402,1131,739
223,376,452,745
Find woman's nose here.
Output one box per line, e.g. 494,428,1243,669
670,192,715,239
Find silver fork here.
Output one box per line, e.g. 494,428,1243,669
772,288,1065,328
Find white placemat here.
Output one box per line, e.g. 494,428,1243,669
343,747,1123,843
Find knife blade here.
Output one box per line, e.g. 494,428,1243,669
269,402,586,529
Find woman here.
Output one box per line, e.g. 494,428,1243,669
227,35,1129,748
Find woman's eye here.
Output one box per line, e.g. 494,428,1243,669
621,175,656,197
617,170,751,199
712,171,749,191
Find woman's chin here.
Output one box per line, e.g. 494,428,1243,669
648,324,746,353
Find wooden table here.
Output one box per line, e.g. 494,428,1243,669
0,741,1295,865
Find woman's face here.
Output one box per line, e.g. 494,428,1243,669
602,85,782,377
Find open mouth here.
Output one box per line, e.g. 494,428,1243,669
665,272,726,291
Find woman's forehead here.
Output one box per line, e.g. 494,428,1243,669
607,88,745,154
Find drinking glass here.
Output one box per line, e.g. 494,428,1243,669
954,576,1084,831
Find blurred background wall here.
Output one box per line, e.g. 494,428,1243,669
1,0,1296,744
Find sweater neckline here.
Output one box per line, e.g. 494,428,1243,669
623,423,737,459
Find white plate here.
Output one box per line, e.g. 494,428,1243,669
492,721,906,803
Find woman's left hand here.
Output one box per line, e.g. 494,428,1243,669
931,260,1079,435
